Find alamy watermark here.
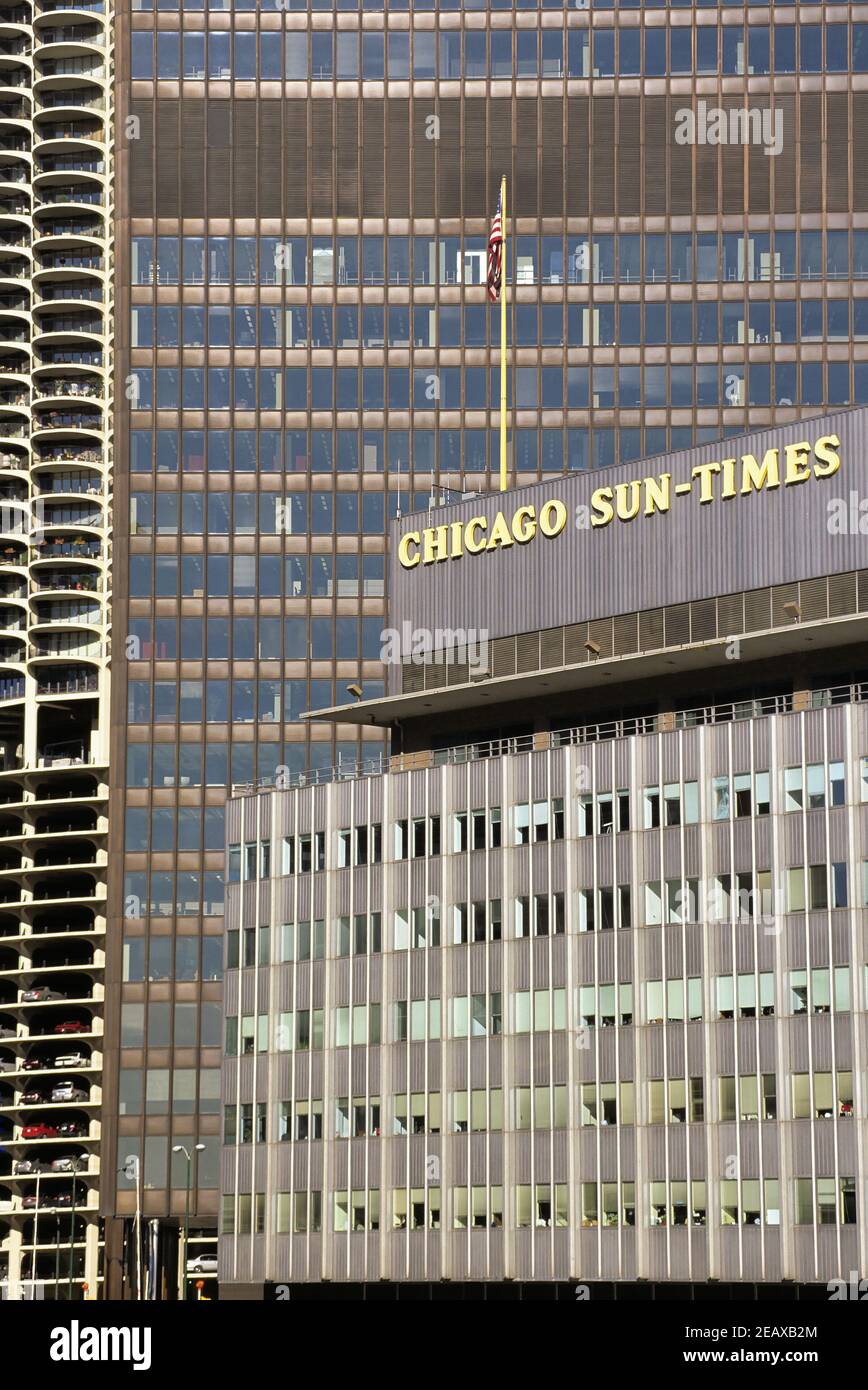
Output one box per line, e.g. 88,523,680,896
380,622,489,676
675,101,783,157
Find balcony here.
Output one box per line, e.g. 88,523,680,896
33,219,103,240
31,540,100,559
32,379,100,399
35,672,96,696
237,680,868,795
31,409,102,431
31,314,101,334
36,28,105,49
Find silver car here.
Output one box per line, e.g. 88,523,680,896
13,1158,44,1175
50,1155,85,1174
49,1084,87,1103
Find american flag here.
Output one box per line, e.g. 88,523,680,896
487,188,503,303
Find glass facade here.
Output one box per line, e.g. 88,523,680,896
107,0,868,1287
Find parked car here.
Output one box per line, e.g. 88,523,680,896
50,1155,84,1174
20,1090,43,1105
50,1083,87,1103
187,1254,218,1275
13,1158,45,1175
21,1122,58,1139
52,1191,79,1209
0,1058,15,1073
21,1057,44,1071
56,1120,86,1137
55,1052,87,1069
53,1021,87,1035
21,1193,43,1210
0,1025,16,1039
21,987,64,1003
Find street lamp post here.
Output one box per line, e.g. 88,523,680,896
121,1155,142,1299
30,1168,40,1301
67,1164,80,1302
172,1144,205,1302
53,1215,61,1301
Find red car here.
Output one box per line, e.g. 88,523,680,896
21,1122,59,1139
53,1021,88,1035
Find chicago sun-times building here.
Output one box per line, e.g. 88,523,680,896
221,407,868,1297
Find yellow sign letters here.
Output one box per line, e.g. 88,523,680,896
396,434,841,569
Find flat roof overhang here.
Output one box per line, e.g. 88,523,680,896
300,612,868,729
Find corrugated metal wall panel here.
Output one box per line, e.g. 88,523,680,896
391,411,868,647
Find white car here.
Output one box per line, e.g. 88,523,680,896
55,1053,87,1069
186,1254,218,1275
49,1083,87,1103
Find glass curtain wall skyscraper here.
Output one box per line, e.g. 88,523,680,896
99,0,868,1296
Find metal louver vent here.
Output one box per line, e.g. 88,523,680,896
717,593,744,635
744,588,772,631
515,632,540,673
771,583,799,626
402,663,424,694
664,604,690,647
690,598,717,643
398,570,864,694
491,637,516,678
612,612,639,655
588,618,613,657
564,624,589,664
799,577,828,624
540,628,564,669
424,661,448,690
828,571,857,617
639,609,665,650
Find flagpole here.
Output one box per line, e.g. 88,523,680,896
499,174,508,493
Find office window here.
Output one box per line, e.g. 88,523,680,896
643,781,699,828
514,893,564,938
648,1078,704,1125
513,798,564,844
335,1004,381,1048
453,899,502,944
451,992,502,1039
787,966,849,1015
394,815,440,859
795,1177,856,1226
280,919,326,963
580,1081,634,1127
646,977,702,1023
786,864,848,911
452,1185,503,1231
394,1091,442,1138
333,1189,380,1233
277,1191,322,1235
452,806,502,851
514,988,566,1033
392,1187,441,1231
581,1181,636,1229
784,761,846,812
711,770,770,819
